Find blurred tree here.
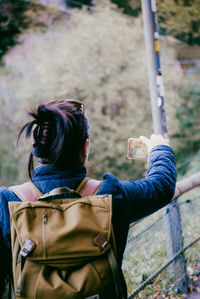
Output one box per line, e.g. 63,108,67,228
173,82,200,175
158,0,200,45
66,0,93,9
176,82,200,146
110,0,141,16
0,0,181,185
109,0,200,46
0,0,30,60
0,70,23,185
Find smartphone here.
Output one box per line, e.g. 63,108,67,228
127,138,148,160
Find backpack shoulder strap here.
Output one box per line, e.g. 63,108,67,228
75,177,90,193
8,182,43,202
8,177,102,202
76,177,102,197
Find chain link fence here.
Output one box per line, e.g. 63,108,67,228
122,194,200,298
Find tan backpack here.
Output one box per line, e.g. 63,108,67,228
8,179,124,299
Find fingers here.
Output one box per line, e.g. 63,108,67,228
150,134,169,145
139,136,152,153
139,135,150,145
139,134,170,154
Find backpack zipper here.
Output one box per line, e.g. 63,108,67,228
42,213,48,258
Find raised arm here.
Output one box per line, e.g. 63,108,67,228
119,135,176,222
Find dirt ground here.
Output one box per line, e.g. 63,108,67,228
186,279,200,298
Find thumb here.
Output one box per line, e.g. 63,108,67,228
139,136,151,146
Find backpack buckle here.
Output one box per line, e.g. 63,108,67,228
20,239,36,257
93,234,111,251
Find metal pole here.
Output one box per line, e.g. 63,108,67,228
141,0,188,293
141,0,167,136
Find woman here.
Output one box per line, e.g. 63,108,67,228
0,99,176,298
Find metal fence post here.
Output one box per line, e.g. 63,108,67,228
141,0,187,293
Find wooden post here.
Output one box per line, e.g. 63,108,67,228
141,0,188,293
173,171,200,199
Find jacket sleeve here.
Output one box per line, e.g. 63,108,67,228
119,145,177,222
0,187,11,298
0,187,20,298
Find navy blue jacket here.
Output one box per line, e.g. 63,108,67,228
0,145,176,296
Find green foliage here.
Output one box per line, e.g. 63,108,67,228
0,68,27,185
0,0,66,61
176,82,200,141
67,0,93,8
0,2,147,183
24,0,66,29
174,82,200,175
157,0,200,45
110,0,200,46
0,0,186,185
0,0,30,60
110,0,141,16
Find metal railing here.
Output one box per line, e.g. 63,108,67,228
123,172,200,298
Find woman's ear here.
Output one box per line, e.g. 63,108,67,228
83,139,90,163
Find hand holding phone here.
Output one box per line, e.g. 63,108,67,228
127,134,169,160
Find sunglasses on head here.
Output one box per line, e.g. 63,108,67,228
44,99,85,114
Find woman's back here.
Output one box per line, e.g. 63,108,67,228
0,100,176,298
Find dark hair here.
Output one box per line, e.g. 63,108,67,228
18,101,89,179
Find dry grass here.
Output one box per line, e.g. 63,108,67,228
122,190,200,297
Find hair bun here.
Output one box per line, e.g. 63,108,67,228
18,100,89,180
